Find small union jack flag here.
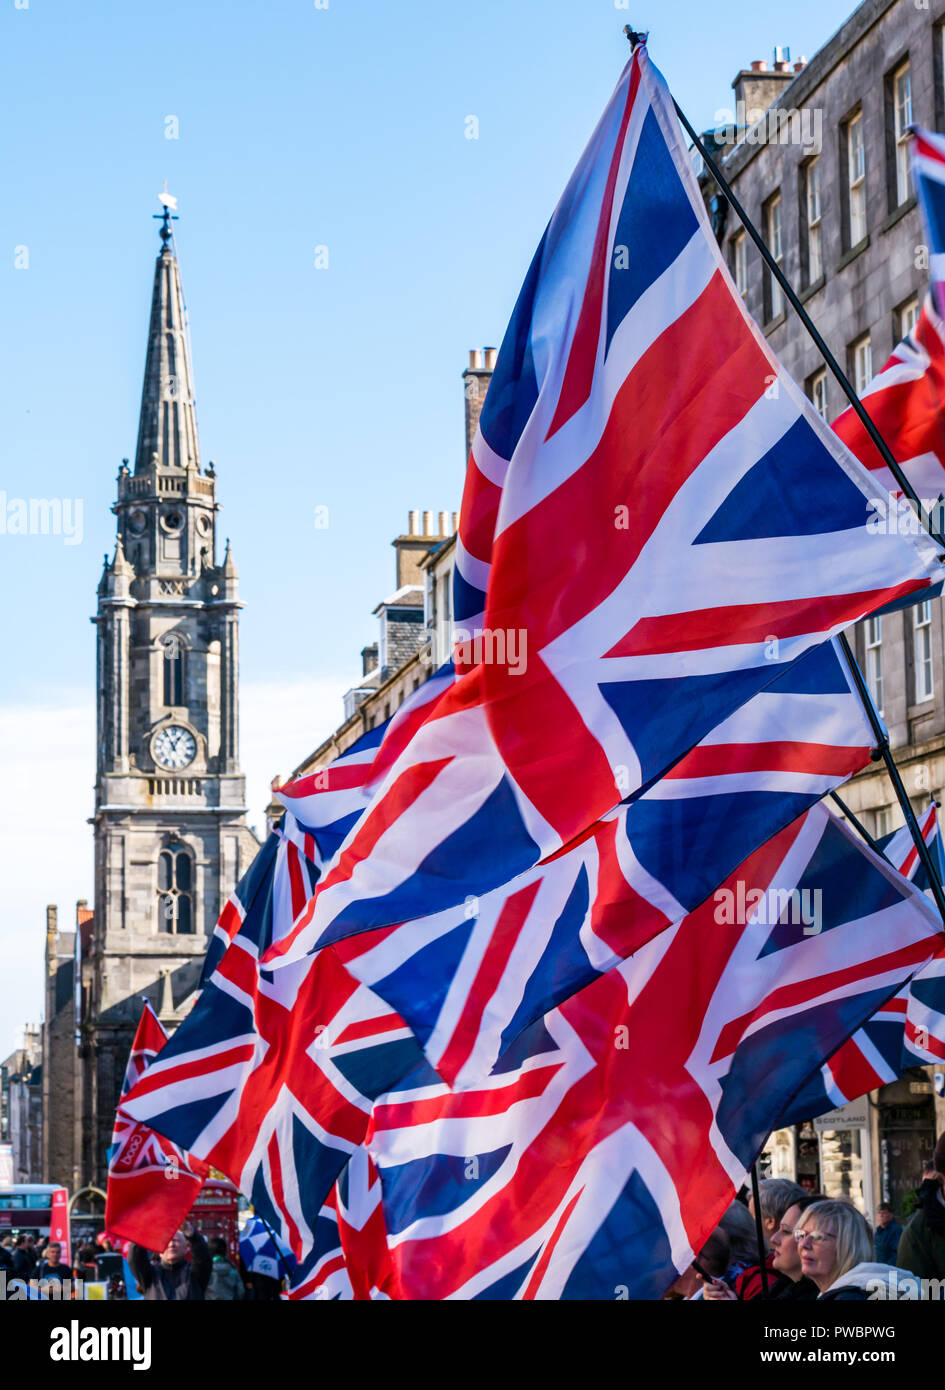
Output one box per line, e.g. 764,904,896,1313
104,1002,210,1250
779,804,945,1125
122,794,423,1267
833,128,945,502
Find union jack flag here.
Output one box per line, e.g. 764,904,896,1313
104,1002,210,1249
779,803,945,1125
266,45,940,973
121,794,424,1267
353,805,942,1299
278,637,874,1088
876,799,945,894
833,128,945,501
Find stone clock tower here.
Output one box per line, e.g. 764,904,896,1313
83,210,258,1183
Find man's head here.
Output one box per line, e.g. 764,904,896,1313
160,1229,189,1265
45,1242,61,1266
876,1202,895,1227
208,1237,228,1260
13,1234,27,1250
749,1178,807,1240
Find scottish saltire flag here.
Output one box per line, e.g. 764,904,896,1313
266,45,941,971
239,1214,295,1283
778,804,945,1126
291,638,875,1087
833,128,945,500
104,1002,210,1249
122,798,424,1267
353,805,941,1300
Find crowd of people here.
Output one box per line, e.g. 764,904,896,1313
0,1222,279,1300
5,1133,944,1301
668,1130,945,1300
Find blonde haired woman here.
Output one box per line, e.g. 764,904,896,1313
795,1199,913,1300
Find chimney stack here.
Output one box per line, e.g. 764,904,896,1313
732,52,796,134
462,346,496,459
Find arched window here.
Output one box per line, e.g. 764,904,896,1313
157,847,194,934
162,635,185,706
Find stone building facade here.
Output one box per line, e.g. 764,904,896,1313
698,0,945,1214
0,1027,42,1184
44,213,259,1190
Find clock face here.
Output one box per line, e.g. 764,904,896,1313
153,725,196,769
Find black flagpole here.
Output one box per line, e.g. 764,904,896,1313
829,790,882,854
255,1213,294,1288
620,27,945,925
749,1163,770,1298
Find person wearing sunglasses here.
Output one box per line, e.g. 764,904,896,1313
795,1199,914,1299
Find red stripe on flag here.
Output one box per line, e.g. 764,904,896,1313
906,1020,945,1059
264,756,454,962
266,1131,302,1258
333,1012,407,1047
372,1062,563,1131
826,1036,889,1100
125,1042,257,1099
607,581,930,657
666,741,871,780
711,938,937,1063
520,1186,585,1300
436,880,543,1085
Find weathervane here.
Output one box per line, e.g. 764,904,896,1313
154,180,179,248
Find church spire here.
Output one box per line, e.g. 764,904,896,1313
134,198,200,473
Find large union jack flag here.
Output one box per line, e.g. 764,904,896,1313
272,637,873,1088
104,1002,210,1249
348,805,942,1299
265,46,940,973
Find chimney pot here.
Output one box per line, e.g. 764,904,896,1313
483,346,497,370
750,60,767,72
438,510,450,534
423,510,434,536
408,509,420,535
794,58,806,71
467,349,480,370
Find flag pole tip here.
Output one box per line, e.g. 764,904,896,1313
623,25,648,48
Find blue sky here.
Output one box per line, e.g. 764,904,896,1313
0,0,860,1057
